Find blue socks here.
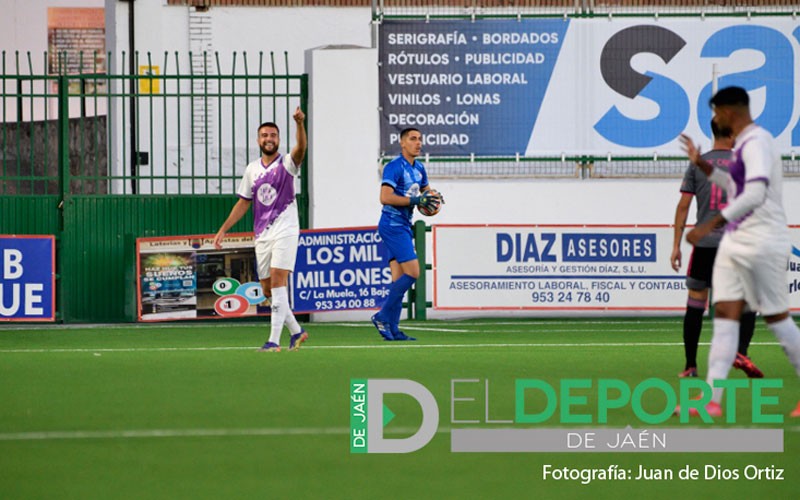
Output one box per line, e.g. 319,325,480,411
378,274,416,327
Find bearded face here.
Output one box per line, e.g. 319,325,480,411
258,126,280,157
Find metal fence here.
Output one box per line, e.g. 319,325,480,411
1,50,307,197
400,156,800,179
1,51,308,322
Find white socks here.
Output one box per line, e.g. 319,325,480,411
706,316,800,405
706,318,739,403
767,317,800,376
268,287,289,345
267,286,302,345
284,309,303,335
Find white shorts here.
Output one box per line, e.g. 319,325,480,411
254,234,299,280
712,235,791,315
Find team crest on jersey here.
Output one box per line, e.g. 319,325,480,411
257,183,278,206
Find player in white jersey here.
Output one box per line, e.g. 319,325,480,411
213,107,309,352
679,86,800,418
671,120,761,379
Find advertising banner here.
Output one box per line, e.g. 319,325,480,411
379,18,800,157
137,234,265,321
433,225,800,312
291,227,392,314
380,18,569,156
136,227,392,321
0,235,56,322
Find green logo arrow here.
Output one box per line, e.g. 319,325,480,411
383,404,396,427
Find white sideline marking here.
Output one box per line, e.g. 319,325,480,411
0,341,781,354
0,427,349,441
0,426,448,442
0,319,723,332
0,425,796,442
305,341,780,349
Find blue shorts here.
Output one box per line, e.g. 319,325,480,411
378,221,416,264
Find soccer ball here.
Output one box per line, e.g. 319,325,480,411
418,189,443,217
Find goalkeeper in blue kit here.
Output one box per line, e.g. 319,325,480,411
372,127,442,341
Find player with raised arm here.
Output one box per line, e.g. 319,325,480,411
671,120,761,379
678,87,800,418
213,107,308,352
372,127,442,341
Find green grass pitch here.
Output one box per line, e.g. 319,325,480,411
1,317,798,499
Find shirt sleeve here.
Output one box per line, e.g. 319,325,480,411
236,166,253,200
283,154,300,177
679,164,696,194
721,180,767,222
741,138,772,186
708,168,731,193
381,163,399,189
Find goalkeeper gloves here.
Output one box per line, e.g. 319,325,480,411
411,190,442,212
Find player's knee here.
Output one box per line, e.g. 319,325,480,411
714,301,744,320
269,269,290,288
403,266,420,279
687,288,709,301
764,311,790,324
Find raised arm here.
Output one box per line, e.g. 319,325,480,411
290,106,307,167
679,134,713,177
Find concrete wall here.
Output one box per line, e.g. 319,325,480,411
305,46,382,229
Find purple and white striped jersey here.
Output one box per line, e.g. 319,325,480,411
716,124,787,240
236,154,300,241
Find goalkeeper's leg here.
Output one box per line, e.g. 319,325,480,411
374,224,418,340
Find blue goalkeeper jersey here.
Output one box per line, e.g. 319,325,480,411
380,155,429,227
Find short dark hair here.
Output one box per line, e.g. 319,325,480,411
400,127,420,139
710,119,732,140
710,86,749,108
258,122,280,135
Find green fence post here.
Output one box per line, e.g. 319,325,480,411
57,74,69,323
298,73,310,229
123,233,137,322
413,219,427,321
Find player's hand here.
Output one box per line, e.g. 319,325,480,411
213,231,225,250
686,223,710,246
679,134,702,166
688,213,726,246
670,248,682,272
417,190,442,212
293,106,305,124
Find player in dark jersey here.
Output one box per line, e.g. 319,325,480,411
671,120,762,378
